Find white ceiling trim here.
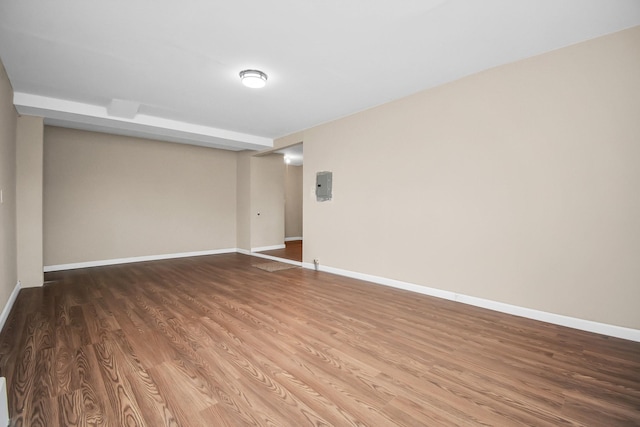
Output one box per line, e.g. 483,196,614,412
13,92,273,151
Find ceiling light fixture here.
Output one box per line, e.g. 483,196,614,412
239,69,268,89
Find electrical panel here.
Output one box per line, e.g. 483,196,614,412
316,171,332,202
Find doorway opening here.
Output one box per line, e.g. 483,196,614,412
256,240,301,262
255,142,303,263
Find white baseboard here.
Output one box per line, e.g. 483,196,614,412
43,248,237,272
302,263,640,343
251,244,286,252
284,237,303,242
0,281,21,334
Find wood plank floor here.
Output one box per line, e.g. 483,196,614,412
1,253,639,426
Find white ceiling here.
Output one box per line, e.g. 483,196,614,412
1,1,639,152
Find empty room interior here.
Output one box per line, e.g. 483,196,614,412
1,1,639,425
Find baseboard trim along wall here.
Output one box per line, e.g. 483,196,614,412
0,281,21,334
250,244,286,252
284,237,303,242
43,248,238,272
301,262,640,343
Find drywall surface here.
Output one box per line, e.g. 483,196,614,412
301,26,640,329
44,127,237,265
0,59,17,308
16,115,43,287
236,151,251,251
285,165,303,239
250,154,285,249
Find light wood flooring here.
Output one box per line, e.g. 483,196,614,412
0,253,639,426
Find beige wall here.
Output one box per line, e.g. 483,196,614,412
236,152,286,251
285,165,303,239
43,127,238,265
236,152,251,251
299,26,640,329
273,132,303,151
0,59,17,307
250,154,285,249
16,116,43,287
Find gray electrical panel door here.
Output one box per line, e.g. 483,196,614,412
316,171,332,201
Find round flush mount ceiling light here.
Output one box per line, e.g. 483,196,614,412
239,69,268,88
